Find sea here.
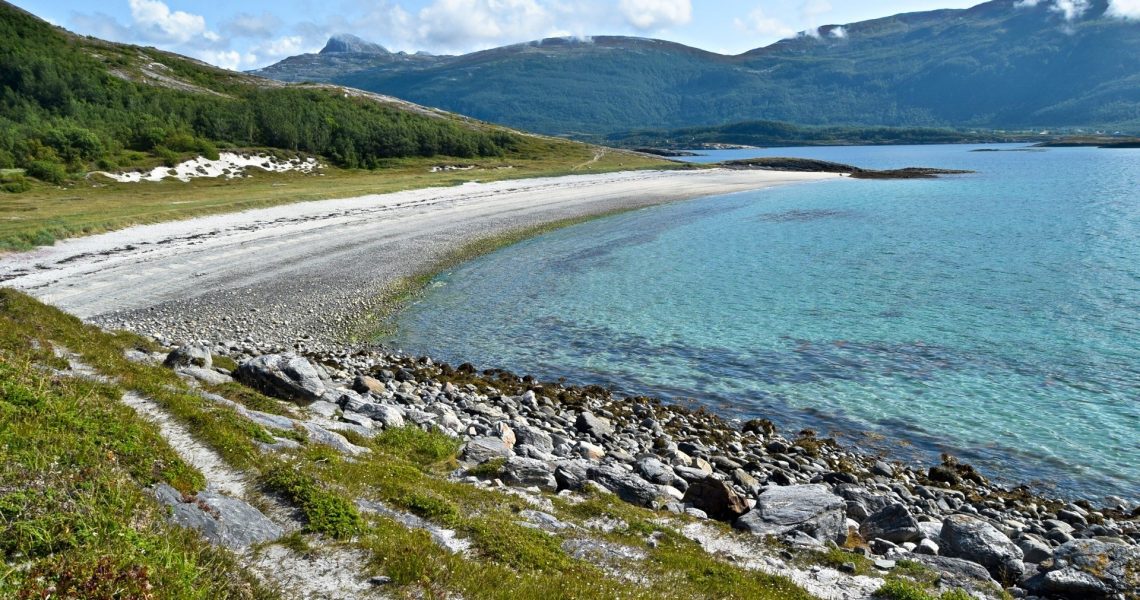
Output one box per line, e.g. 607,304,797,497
389,143,1140,501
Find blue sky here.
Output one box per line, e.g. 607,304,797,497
9,0,1035,70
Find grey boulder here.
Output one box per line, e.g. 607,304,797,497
734,484,846,543
235,353,326,403
681,476,748,521
461,436,513,464
575,411,614,439
587,465,667,509
939,514,1024,582
859,502,922,544
1025,539,1140,598
153,484,282,549
501,457,557,491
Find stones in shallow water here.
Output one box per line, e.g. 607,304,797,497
734,484,846,544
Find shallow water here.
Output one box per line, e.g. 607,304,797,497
391,144,1140,500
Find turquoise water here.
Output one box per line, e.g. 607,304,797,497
391,144,1140,500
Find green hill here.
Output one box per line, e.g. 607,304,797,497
0,1,520,184
254,0,1140,136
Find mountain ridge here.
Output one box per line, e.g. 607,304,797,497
252,0,1140,135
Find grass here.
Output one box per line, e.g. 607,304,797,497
0,139,675,252
0,295,273,598
0,288,826,599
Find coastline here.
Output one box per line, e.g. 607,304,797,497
0,168,838,348
1,166,1136,598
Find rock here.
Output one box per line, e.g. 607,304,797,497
635,456,682,487
587,465,667,509
940,514,1025,582
307,400,340,419
1016,535,1052,564
461,437,513,464
578,440,606,461
734,484,846,544
1028,568,1113,598
352,375,385,394
1030,539,1140,598
153,484,282,549
177,365,231,386
300,422,371,456
164,344,212,369
492,421,516,447
916,538,940,555
367,404,405,429
501,457,556,491
681,477,749,521
908,555,1000,594
340,410,374,429
235,354,326,403
575,412,613,439
860,502,922,544
872,460,894,477
514,425,554,453
554,461,589,491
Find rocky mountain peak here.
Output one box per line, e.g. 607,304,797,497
319,34,388,55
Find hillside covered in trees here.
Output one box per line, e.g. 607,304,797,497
0,1,520,189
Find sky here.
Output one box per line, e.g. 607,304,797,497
11,0,1128,71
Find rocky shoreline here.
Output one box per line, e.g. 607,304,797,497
155,336,1139,599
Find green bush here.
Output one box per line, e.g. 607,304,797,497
25,160,67,184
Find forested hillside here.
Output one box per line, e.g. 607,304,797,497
0,1,519,188
255,0,1140,136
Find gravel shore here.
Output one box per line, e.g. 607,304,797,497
0,168,836,346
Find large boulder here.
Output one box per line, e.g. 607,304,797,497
460,436,513,464
153,484,282,549
587,465,668,509
859,502,922,544
501,457,557,491
939,514,1024,583
907,555,1001,596
734,484,846,543
514,424,554,453
235,354,326,403
1024,539,1140,598
681,477,748,521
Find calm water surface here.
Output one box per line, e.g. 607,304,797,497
391,144,1140,500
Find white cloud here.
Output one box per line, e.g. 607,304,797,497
618,0,692,31
1107,0,1140,18
1051,0,1090,20
222,12,284,39
127,0,213,44
734,7,795,39
414,0,553,51
1014,0,1091,20
829,26,847,38
196,49,255,71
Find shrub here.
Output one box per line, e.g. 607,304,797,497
25,160,67,184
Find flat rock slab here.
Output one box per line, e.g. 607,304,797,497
154,483,282,549
734,484,846,543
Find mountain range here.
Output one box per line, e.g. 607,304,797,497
252,0,1140,136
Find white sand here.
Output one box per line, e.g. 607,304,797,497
1,168,839,343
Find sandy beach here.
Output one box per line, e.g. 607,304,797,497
0,168,838,345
